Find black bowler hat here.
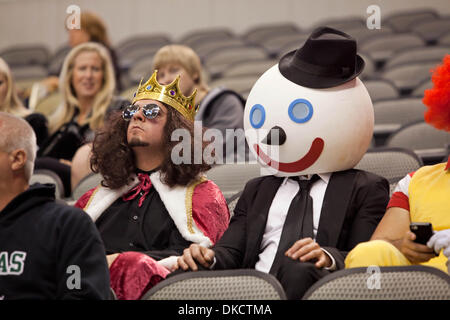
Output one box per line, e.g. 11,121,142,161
278,26,365,89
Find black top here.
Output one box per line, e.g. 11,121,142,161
0,183,110,300
96,171,192,260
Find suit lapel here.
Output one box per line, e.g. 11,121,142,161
316,170,357,247
245,175,283,267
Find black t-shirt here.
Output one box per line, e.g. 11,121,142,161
95,171,192,260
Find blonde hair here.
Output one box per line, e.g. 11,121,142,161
0,57,30,117
49,42,115,133
152,45,209,98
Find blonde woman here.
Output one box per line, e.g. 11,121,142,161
0,57,48,146
152,44,246,162
37,42,129,196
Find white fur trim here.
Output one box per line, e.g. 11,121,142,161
84,176,139,222
150,171,213,248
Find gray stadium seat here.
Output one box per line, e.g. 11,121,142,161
438,33,450,46
379,60,440,93
313,17,365,32
0,44,50,67
243,23,300,44
179,28,235,48
303,266,450,300
220,58,277,79
71,172,103,202
194,38,248,59
11,65,48,80
30,169,65,199
47,45,71,76
204,46,269,77
209,75,259,97
386,121,450,164
412,79,433,97
346,26,393,45
385,9,438,32
373,98,426,138
355,147,423,195
363,79,399,102
141,269,287,300
259,33,308,57
383,46,449,70
360,34,425,65
412,18,450,44
206,163,263,200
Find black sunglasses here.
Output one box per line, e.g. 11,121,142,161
122,104,161,121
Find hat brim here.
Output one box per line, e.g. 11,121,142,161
278,50,365,89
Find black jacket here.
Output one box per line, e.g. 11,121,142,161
213,169,389,270
0,184,110,299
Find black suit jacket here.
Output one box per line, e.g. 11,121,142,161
213,169,389,270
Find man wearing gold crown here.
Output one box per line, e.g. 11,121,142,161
74,71,230,300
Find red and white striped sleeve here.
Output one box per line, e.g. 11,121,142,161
387,172,415,211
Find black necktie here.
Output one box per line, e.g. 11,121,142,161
269,174,319,275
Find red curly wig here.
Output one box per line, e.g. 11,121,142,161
423,54,450,132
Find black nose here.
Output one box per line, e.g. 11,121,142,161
261,126,287,145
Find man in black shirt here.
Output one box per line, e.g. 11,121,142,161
0,112,110,299
75,71,229,299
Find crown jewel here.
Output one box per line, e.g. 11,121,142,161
132,70,198,121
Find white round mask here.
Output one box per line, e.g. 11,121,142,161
244,64,374,177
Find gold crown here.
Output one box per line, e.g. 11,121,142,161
132,70,198,121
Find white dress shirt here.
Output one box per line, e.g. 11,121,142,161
254,173,337,273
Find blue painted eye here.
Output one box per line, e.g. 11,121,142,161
288,99,313,123
249,104,266,129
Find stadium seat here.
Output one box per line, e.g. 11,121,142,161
30,169,65,200
412,79,433,97
194,38,248,59
206,163,264,200
359,34,425,66
372,98,427,144
355,147,423,195
203,45,269,78
379,60,440,94
438,33,450,46
363,79,399,102
141,269,287,300
312,17,365,32
209,75,259,97
259,33,308,57
71,172,103,202
346,26,393,45
219,58,277,79
303,266,450,300
179,28,235,48
386,120,450,164
383,46,449,70
412,17,450,44
0,44,50,67
126,56,154,85
385,9,438,32
34,92,62,117
243,23,300,45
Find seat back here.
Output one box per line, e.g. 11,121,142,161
206,163,263,200
72,173,103,201
142,269,287,300
30,169,65,199
387,121,450,150
355,147,423,195
303,266,450,300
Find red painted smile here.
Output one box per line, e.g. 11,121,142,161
254,138,324,172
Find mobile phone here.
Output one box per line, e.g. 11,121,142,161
410,222,433,245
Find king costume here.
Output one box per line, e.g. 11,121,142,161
75,71,230,300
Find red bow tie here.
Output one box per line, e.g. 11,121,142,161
122,173,152,207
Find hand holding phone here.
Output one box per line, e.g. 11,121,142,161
410,222,434,245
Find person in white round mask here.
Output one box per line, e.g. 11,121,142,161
176,27,390,300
